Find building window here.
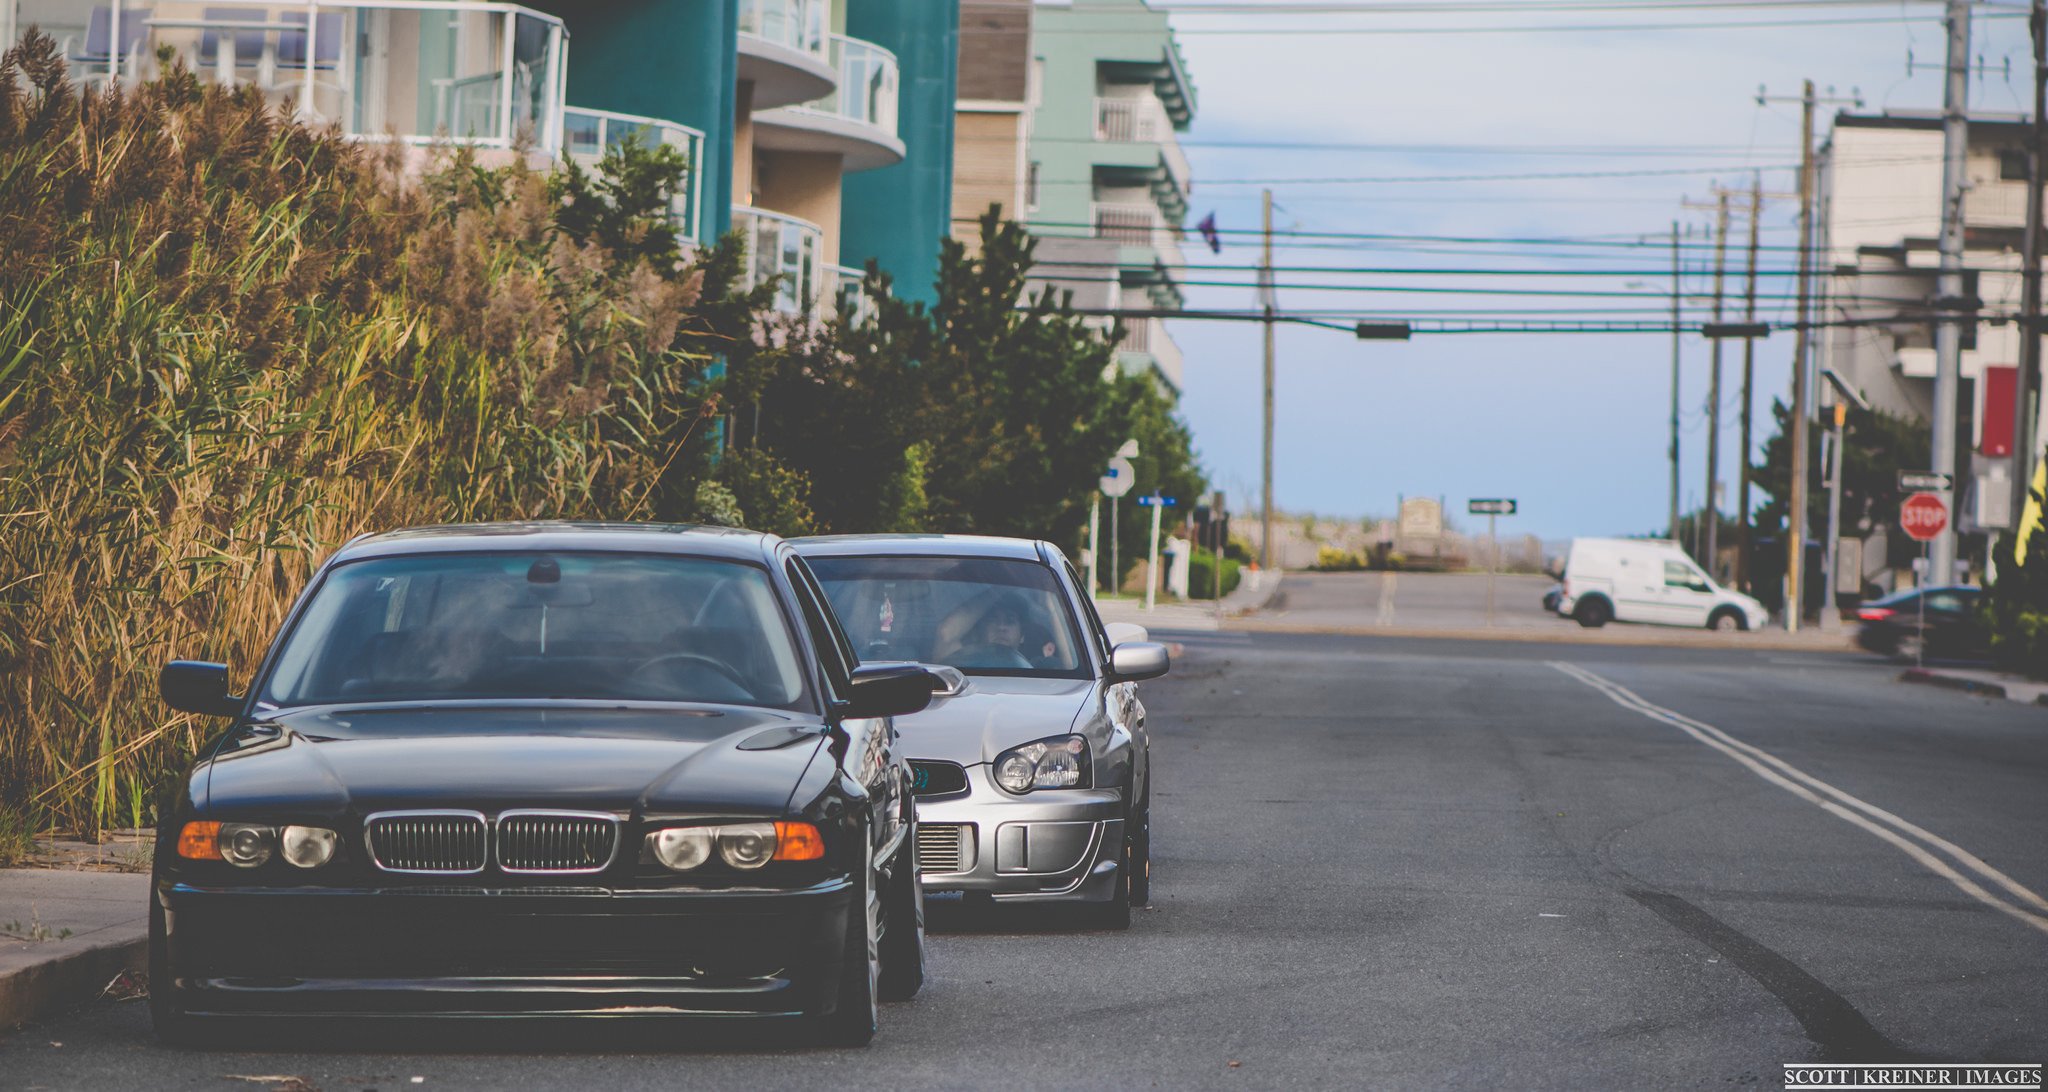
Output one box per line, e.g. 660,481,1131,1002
1026,162,1040,211
2000,148,2030,182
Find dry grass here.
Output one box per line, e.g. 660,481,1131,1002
0,34,733,849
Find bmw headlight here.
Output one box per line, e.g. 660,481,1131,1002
993,735,1091,793
645,822,825,872
279,825,339,868
217,823,276,868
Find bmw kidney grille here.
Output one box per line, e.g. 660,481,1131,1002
365,811,489,874
365,811,619,875
496,812,619,874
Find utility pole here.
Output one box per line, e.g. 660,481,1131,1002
2017,0,2046,553
1738,175,1763,592
1260,188,1276,572
1669,223,1683,540
1681,191,1733,571
1930,0,1972,585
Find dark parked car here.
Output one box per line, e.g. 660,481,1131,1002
151,523,938,1046
1855,584,1987,661
794,535,1169,929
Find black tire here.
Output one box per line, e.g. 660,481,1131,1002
812,837,880,1047
1087,822,1133,931
1573,597,1612,629
148,895,205,1048
1707,608,1745,632
876,827,924,1002
1128,778,1152,910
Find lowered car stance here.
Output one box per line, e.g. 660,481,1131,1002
794,535,1170,929
151,523,939,1046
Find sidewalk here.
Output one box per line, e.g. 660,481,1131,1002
1897,664,2048,706
0,867,150,1030
1095,568,1283,632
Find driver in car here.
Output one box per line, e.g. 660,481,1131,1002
949,597,1055,669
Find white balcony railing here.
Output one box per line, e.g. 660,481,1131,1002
734,205,824,315
801,34,898,135
831,264,878,324
1094,95,1192,195
736,0,828,59
1092,201,1186,269
49,1,568,154
1117,316,1184,391
564,107,706,242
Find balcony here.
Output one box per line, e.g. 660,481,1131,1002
1094,95,1191,221
830,264,878,324
38,1,567,154
1116,316,1184,394
1093,201,1185,309
753,34,903,171
736,0,835,110
734,205,824,315
564,107,705,242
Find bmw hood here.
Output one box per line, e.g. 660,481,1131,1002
893,677,1095,765
199,704,824,818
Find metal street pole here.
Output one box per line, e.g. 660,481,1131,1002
1738,175,1763,592
1705,191,1730,572
2018,0,2046,552
1788,80,1818,632
1821,402,1847,631
1930,0,1973,584
1486,512,1498,627
1087,496,1101,598
1260,188,1277,573
1110,498,1120,598
1669,224,1683,540
1145,494,1164,612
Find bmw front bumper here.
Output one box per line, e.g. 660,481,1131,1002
913,764,1124,903
155,878,855,1019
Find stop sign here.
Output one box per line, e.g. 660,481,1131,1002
1900,492,1948,542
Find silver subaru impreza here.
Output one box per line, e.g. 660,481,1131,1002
793,535,1169,928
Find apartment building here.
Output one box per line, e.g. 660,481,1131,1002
950,0,1033,249
1817,111,2046,540
1019,0,1193,395
14,0,958,316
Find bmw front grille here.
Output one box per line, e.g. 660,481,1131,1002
496,811,619,874
364,811,489,874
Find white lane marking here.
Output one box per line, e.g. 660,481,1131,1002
1550,661,2048,938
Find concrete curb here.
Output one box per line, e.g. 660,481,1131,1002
1230,619,1861,653
0,926,148,1030
1221,570,1286,618
1896,668,2013,700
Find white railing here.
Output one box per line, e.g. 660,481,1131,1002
1117,317,1184,391
801,34,898,135
1095,95,1192,194
1092,201,1186,269
60,1,568,154
563,107,706,241
734,205,824,314
831,264,878,324
736,0,828,59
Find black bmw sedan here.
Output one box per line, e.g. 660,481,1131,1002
150,523,938,1046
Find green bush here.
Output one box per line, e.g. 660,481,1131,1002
1985,453,2048,679
1312,546,1368,572
1187,547,1242,600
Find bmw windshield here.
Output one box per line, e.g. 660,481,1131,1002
259,552,809,710
806,555,1090,678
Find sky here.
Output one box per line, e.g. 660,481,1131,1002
1157,0,2034,540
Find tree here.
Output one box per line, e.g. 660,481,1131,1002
1984,444,2048,678
1752,399,1930,562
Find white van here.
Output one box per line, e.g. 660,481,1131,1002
1555,537,1769,631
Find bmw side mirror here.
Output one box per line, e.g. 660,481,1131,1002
1108,642,1171,682
842,662,939,720
160,661,243,717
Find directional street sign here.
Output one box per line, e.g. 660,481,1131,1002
1898,471,1953,493
1900,492,1949,542
1100,456,1135,498
1136,495,1178,507
1468,498,1518,516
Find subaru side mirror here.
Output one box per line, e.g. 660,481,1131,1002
1108,642,1170,682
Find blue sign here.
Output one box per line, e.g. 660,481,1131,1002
1136,496,1178,507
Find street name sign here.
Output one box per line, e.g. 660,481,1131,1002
1136,495,1178,507
1898,471,1953,493
1900,492,1949,542
1468,498,1518,516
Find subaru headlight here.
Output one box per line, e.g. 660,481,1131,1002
993,735,1091,794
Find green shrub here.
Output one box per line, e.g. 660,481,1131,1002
1312,546,1368,572
1187,547,1242,600
1985,454,2048,679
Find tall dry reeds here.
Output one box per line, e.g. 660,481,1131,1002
0,33,732,847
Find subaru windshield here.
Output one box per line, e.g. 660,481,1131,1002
806,555,1089,678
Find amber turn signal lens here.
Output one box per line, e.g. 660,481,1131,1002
177,821,223,860
773,821,825,861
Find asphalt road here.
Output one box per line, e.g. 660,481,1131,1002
6,624,2046,1089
